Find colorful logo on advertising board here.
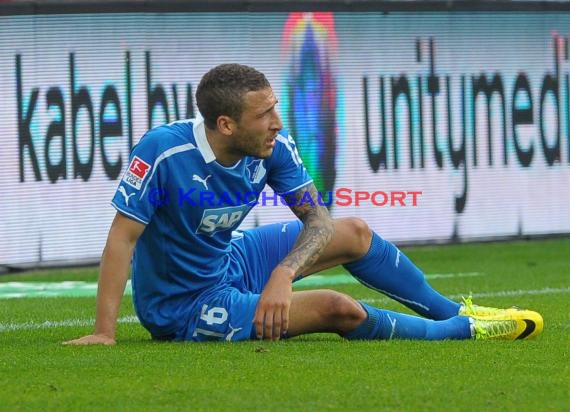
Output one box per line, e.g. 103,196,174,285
281,12,338,201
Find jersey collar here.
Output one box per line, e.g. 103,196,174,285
193,114,216,164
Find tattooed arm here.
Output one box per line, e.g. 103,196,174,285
279,183,335,275
253,183,335,340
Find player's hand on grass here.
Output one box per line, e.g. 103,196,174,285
254,266,294,341
63,334,116,346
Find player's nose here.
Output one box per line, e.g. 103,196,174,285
271,111,283,131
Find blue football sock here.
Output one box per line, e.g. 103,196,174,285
343,303,472,341
344,233,460,320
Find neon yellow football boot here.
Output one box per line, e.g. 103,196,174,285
460,296,535,318
470,311,544,340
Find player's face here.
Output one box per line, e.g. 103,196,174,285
231,87,283,159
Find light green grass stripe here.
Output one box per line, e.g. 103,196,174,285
0,280,133,299
0,273,483,299
0,315,139,332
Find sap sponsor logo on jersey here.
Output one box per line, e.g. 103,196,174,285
197,204,251,236
123,156,151,190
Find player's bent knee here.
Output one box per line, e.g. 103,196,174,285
336,217,372,259
322,291,367,333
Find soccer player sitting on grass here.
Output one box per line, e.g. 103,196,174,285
64,64,543,345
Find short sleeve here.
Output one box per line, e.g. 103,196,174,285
111,131,166,225
266,131,313,195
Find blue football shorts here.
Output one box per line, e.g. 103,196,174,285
182,220,303,342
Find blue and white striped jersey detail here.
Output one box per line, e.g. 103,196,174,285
110,118,312,337
139,142,196,200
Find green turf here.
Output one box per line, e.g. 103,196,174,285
1,239,569,411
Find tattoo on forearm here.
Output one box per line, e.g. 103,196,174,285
280,184,334,275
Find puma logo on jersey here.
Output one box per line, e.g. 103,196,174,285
118,186,135,206
193,174,212,190
197,205,251,236
225,323,243,342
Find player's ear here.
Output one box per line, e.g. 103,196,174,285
217,115,237,136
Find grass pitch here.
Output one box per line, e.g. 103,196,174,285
1,238,569,411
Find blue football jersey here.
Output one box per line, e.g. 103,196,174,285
111,115,312,336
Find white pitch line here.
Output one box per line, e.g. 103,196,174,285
425,272,483,279
2,286,570,333
0,315,139,332
448,286,570,300
360,286,570,305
